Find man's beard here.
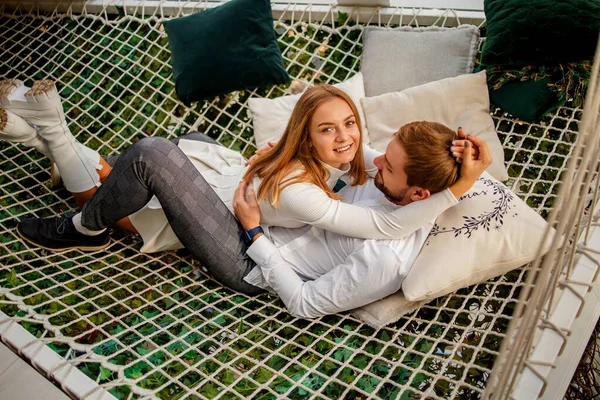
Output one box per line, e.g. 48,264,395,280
375,171,409,204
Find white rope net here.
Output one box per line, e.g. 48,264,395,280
484,36,600,400
0,2,590,399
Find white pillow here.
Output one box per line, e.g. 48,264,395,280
248,72,370,148
403,171,555,301
352,291,426,329
360,71,509,182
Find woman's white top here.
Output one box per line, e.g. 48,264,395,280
128,139,453,253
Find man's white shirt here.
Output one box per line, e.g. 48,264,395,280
244,179,457,318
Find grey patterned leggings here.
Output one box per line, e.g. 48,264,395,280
82,133,262,295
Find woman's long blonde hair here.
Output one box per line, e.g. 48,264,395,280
244,84,367,207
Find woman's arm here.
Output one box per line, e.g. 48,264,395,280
276,138,491,239
277,182,457,239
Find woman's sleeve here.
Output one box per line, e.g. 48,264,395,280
277,182,458,239
362,144,381,178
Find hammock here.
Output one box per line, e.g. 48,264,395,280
0,2,598,399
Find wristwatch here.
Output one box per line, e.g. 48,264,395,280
244,226,264,243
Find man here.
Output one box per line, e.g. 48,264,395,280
232,122,491,318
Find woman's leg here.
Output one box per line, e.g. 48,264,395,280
1,80,102,194
101,132,219,168
0,79,113,216
93,132,219,233
79,137,261,294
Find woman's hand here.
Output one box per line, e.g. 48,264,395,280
233,181,262,230
245,142,276,166
448,135,492,199
459,135,492,182
451,127,479,163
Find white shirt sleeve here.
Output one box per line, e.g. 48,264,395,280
277,185,458,240
247,236,405,319
362,144,381,178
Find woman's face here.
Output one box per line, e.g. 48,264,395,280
308,97,360,169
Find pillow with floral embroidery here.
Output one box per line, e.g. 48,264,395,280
402,171,555,301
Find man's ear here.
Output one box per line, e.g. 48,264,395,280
410,187,431,202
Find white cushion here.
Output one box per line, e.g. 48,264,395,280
360,71,509,182
352,172,554,326
403,171,554,301
360,25,480,97
248,72,370,148
352,291,426,329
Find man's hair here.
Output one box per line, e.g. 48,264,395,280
394,121,459,194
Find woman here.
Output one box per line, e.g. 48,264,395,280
2,79,479,293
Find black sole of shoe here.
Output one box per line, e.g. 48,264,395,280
16,224,111,252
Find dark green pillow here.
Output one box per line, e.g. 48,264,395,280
163,0,290,105
482,0,600,68
489,78,565,123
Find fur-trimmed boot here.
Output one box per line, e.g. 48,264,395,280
0,79,102,193
0,108,52,158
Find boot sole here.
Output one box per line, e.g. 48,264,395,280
0,108,38,141
0,79,59,107
16,224,111,253
0,108,6,131
0,79,24,105
25,80,59,103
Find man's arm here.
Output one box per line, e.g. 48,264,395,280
246,236,404,318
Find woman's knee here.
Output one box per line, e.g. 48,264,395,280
172,132,218,146
132,136,175,149
127,137,178,160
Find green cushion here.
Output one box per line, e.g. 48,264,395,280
163,0,290,105
482,0,600,68
489,78,564,123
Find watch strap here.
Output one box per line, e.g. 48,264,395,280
244,226,264,242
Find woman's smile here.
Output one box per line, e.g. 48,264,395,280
334,143,353,154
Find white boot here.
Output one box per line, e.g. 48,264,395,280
0,79,66,125
50,144,103,188
0,108,101,187
0,108,52,158
0,79,101,193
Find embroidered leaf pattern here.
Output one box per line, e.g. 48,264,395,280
428,178,514,240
